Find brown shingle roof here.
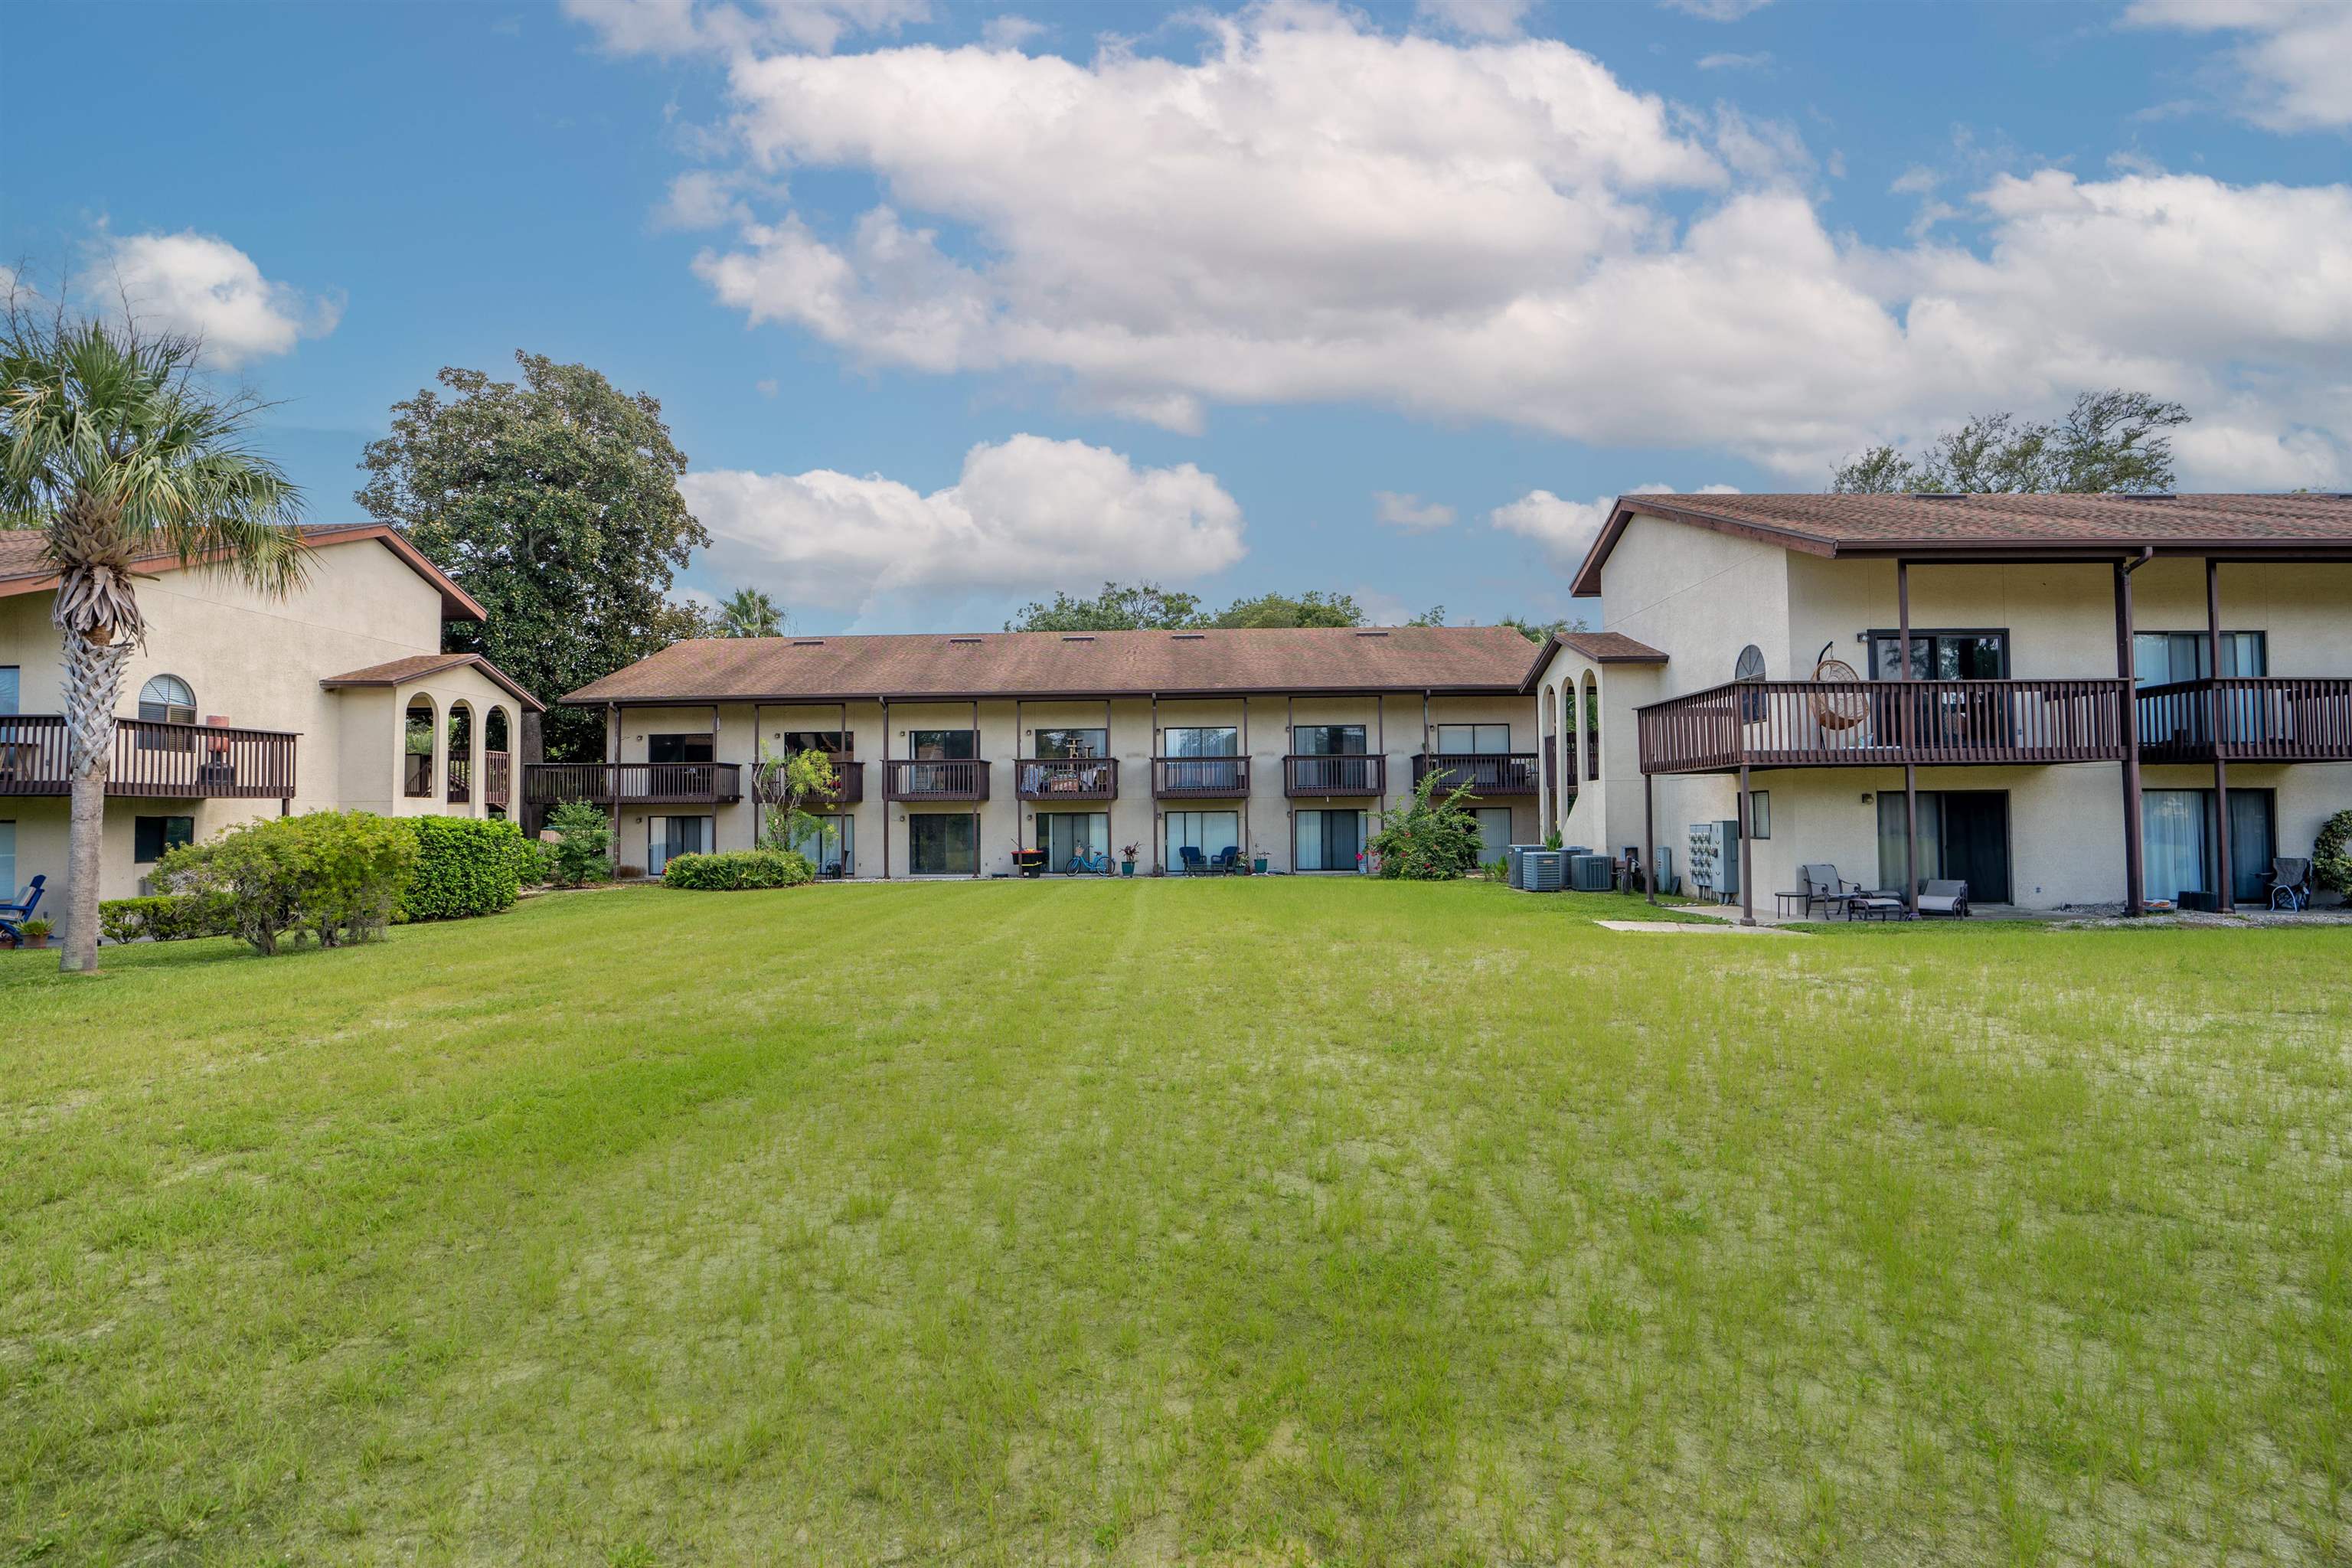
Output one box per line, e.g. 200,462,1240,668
1554,631,1666,663
564,625,1543,706
0,523,486,620
322,652,545,712
1573,492,2352,595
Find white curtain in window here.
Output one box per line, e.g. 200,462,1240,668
0,821,15,899
647,815,710,873
2141,790,2206,903
1162,810,1239,867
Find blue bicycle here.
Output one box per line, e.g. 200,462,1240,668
1065,848,1112,876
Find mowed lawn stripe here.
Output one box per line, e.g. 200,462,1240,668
2,881,2346,1565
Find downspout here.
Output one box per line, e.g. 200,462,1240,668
2115,547,2154,916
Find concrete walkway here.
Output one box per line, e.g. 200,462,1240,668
1595,919,1802,936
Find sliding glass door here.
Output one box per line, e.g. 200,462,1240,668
1876,791,2011,902
1163,810,1239,870
1471,806,1512,863
1296,808,1367,872
646,814,710,874
2142,789,2273,903
788,815,853,876
1041,812,1109,871
1161,727,1242,793
908,812,978,876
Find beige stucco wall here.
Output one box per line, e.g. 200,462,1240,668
606,688,1537,879
1,536,510,923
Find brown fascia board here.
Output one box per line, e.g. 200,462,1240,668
1569,498,1840,596
560,681,1530,708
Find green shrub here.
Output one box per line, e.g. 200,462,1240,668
521,837,562,887
2316,808,2352,896
1367,771,1484,880
546,799,614,886
402,816,531,921
1480,857,1509,884
661,848,815,890
98,893,236,945
154,811,417,956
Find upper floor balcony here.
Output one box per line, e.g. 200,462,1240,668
0,714,299,799
1282,753,1386,798
751,756,864,808
2135,678,2352,765
1411,752,1539,796
881,757,990,802
1152,755,1250,799
1637,678,2130,775
1016,757,1117,802
521,761,744,806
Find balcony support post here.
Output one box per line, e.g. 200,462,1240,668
1643,766,1657,907
1899,560,1919,918
880,697,890,880
2115,552,2151,916
2207,557,2234,913
1736,761,1755,926
1150,691,1159,877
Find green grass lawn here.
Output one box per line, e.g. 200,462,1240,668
3,880,2347,1566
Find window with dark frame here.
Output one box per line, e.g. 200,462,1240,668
1866,629,2011,681
648,733,715,764
773,730,852,755
134,815,195,864
1748,791,1770,840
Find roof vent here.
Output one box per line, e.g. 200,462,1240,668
1910,492,1968,501
791,639,825,647
948,636,982,645
2123,491,2176,500
1060,635,1095,642
1171,632,1205,640
1354,629,1390,637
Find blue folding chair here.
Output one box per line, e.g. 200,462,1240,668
1,876,47,947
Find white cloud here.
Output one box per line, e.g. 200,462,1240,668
80,231,339,368
980,13,1045,50
1374,491,1457,531
1491,482,1737,573
642,5,2350,489
1695,50,1771,70
1661,0,1772,18
2123,0,2352,132
755,377,779,397
655,169,750,229
563,0,926,56
1415,0,1534,40
681,433,1246,617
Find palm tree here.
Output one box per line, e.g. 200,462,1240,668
718,586,786,638
0,301,307,972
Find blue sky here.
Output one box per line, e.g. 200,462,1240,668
8,0,2348,632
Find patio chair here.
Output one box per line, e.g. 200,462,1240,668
0,876,46,947
1210,846,1240,874
2265,857,2313,913
1178,845,1209,876
1779,864,1861,920
1917,879,1969,919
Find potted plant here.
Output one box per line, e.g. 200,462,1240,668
1253,852,1270,874
15,916,54,949
1119,843,1138,877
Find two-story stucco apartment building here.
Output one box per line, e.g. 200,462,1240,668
544,626,1544,878
1529,492,2352,918
1,524,541,926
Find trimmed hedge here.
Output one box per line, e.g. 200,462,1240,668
155,810,417,956
661,848,815,890
2317,808,2352,897
98,893,236,946
402,816,531,921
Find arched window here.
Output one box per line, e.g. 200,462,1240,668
138,675,196,725
1735,645,1768,721
1579,671,1599,782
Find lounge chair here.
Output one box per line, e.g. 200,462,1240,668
1917,879,1969,919
1777,864,1861,919
0,875,46,947
2265,857,2312,912
1178,845,1209,876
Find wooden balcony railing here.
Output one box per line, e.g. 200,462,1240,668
1541,738,1599,797
754,756,864,807
403,750,434,798
881,757,990,802
521,761,744,805
448,756,472,804
1016,757,1117,802
0,714,298,799
1152,755,1250,798
1282,753,1386,797
484,750,512,807
2136,678,2352,765
1412,752,1538,796
1638,679,2129,774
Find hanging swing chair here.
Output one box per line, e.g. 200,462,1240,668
1808,641,1869,732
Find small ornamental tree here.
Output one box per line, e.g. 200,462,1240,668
2314,808,2352,897
545,800,614,886
1367,771,1484,880
756,746,840,857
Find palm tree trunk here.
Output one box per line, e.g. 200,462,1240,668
57,628,130,974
